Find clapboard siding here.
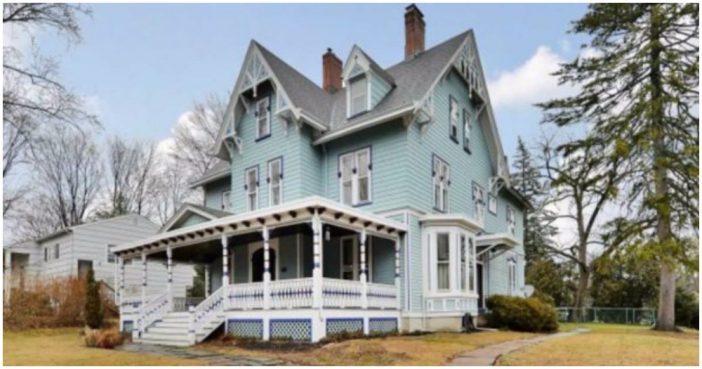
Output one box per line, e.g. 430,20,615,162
204,178,231,211
369,71,392,109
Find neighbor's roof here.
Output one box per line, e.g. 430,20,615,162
159,202,233,233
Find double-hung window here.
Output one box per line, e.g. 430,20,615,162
463,109,471,152
459,235,467,292
338,147,372,206
54,244,60,260
244,167,259,211
432,156,450,212
468,237,475,292
255,97,271,140
508,259,517,294
436,233,450,291
472,183,485,224
348,76,368,117
507,206,516,235
449,96,459,141
222,191,231,211
107,244,117,263
268,158,283,207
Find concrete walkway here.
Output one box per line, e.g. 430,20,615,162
117,343,287,366
447,328,589,366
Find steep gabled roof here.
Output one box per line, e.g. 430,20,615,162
159,202,232,233
255,41,334,126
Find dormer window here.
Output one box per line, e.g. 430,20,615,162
255,97,271,140
348,76,368,117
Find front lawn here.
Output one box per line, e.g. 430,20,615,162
3,328,207,366
497,323,699,366
200,330,535,366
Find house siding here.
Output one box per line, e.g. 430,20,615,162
204,177,232,211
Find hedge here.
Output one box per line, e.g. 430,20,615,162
486,295,559,332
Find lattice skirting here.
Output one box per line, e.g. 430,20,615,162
369,318,398,334
326,318,363,335
269,319,312,342
121,320,134,333
228,319,264,339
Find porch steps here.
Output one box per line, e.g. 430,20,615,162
136,311,224,347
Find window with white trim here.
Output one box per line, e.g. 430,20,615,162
348,76,368,117
436,233,450,291
244,167,258,211
338,147,372,206
222,191,231,211
463,109,471,151
508,259,517,294
255,97,271,140
507,206,516,235
107,244,117,263
472,183,485,224
468,237,475,292
53,244,59,260
459,234,467,292
432,156,450,211
268,158,283,206
449,96,459,141
488,194,497,215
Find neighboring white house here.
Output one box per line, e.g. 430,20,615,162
3,214,195,301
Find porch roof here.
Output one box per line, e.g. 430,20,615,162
113,196,406,259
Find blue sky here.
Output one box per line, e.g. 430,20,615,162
26,2,588,159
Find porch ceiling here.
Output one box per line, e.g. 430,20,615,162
114,196,406,260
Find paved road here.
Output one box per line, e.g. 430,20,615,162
447,328,589,366
118,343,287,366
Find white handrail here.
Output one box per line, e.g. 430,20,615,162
137,292,169,334
191,286,224,339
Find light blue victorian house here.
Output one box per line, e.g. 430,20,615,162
114,4,529,346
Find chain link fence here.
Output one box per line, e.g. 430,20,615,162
556,307,657,325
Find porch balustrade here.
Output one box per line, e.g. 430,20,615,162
137,292,169,336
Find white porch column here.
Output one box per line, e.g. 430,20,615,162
204,265,210,297
395,236,402,310
262,225,271,310
359,229,368,309
140,251,147,336
312,213,323,309
166,246,173,309
118,256,125,308
221,234,229,310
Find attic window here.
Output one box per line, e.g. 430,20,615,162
348,76,368,117
255,97,271,140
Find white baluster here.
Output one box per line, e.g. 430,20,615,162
262,225,271,310
312,213,323,308
222,234,229,310
167,246,173,311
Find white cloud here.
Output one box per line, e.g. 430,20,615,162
487,46,574,109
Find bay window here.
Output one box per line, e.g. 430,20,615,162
338,147,372,206
432,155,450,212
508,259,517,294
268,158,283,207
245,167,258,211
459,235,467,291
436,233,450,291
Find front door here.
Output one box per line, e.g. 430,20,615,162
251,248,276,282
340,236,358,280
78,259,93,279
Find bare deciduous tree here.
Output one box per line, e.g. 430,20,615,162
3,3,95,213
150,161,194,225
539,134,626,319
171,94,227,179
29,126,102,229
95,136,157,218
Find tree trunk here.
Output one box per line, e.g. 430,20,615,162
571,264,589,322
649,4,677,331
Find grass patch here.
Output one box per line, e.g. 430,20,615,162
497,323,699,366
201,330,535,365
3,328,207,365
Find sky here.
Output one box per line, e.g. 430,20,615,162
13,2,589,158
5,3,593,246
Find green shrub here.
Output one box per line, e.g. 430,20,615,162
675,287,699,329
486,295,559,332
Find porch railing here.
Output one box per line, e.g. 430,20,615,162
228,281,264,310
322,278,364,308
191,286,225,339
137,292,169,334
270,278,314,309
367,282,398,309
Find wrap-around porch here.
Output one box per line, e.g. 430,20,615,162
114,197,405,344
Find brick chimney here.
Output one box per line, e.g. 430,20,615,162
322,48,342,93
405,4,425,60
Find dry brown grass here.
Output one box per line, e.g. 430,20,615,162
497,323,699,366
202,331,535,365
3,328,207,366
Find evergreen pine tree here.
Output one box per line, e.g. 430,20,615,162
538,3,698,330
84,268,103,329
